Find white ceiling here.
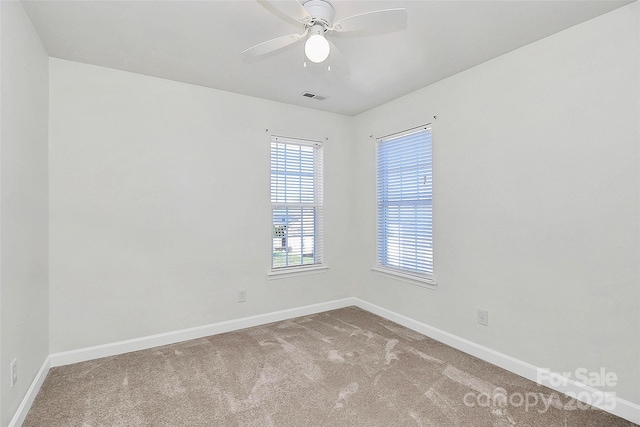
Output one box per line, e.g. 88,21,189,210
22,0,631,116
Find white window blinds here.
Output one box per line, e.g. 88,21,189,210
271,136,323,269
376,126,433,278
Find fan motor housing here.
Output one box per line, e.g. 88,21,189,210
303,0,335,28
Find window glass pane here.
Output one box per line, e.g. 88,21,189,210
377,127,433,277
271,142,315,204
271,138,322,269
272,207,317,268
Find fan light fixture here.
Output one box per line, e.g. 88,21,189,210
304,25,330,63
241,0,408,72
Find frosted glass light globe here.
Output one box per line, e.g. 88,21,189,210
305,34,330,63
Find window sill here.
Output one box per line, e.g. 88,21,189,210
268,265,329,280
371,267,437,289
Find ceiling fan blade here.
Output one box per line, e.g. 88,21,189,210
332,8,407,33
327,40,349,75
260,0,311,24
242,32,305,57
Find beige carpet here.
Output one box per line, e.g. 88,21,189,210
24,307,635,426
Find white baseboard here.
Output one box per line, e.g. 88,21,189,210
11,296,639,426
352,298,640,425
8,356,51,427
49,297,358,367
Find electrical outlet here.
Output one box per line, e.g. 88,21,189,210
10,359,17,388
237,289,246,303
477,309,489,326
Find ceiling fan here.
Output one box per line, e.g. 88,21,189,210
242,0,407,65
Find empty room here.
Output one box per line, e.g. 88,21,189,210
1,0,639,425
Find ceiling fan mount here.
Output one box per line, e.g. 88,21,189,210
242,0,407,66
301,0,335,30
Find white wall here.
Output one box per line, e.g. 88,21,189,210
352,2,639,405
8,0,638,420
0,1,49,425
48,59,355,353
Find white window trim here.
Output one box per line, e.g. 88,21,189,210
371,266,437,289
269,133,325,275
268,265,329,280
374,124,436,288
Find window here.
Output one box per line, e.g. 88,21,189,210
376,125,433,282
270,136,323,271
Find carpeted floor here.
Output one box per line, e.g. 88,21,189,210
24,306,636,426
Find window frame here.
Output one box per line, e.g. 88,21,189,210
373,124,436,289
268,134,327,278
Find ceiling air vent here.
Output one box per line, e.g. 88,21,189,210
302,92,326,101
